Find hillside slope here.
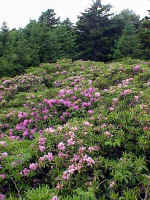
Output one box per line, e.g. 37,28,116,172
1,58,150,199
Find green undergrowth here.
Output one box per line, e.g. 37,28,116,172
1,58,150,199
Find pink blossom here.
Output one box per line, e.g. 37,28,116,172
86,156,95,166
82,154,95,166
29,163,38,171
23,119,29,126
0,194,5,200
121,89,131,96
79,146,86,154
58,152,68,159
88,146,100,152
117,84,122,88
71,126,78,131
71,154,80,162
73,105,79,110
104,131,112,137
146,82,150,86
95,92,100,97
1,152,8,158
134,96,139,102
67,138,75,146
68,164,77,174
109,107,114,111
143,126,149,131
58,142,65,151
104,89,108,92
18,112,23,119
88,110,94,114
38,137,46,145
45,127,55,133
133,65,140,72
0,141,6,147
58,89,65,96
22,168,30,176
0,174,5,180
39,156,46,162
23,130,28,137
62,171,70,180
74,86,78,91
47,152,53,161
56,183,63,190
83,121,90,126
89,80,92,85
51,196,59,200
109,181,116,188
30,128,36,135
39,145,46,152
23,112,28,117
43,115,48,120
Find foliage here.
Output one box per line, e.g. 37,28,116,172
113,23,140,59
1,59,150,199
38,9,60,28
0,5,149,77
76,3,114,61
138,15,150,59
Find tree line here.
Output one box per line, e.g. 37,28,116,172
0,0,150,77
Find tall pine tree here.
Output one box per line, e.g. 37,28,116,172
76,1,114,61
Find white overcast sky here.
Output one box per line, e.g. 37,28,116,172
0,0,150,29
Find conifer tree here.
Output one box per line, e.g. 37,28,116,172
38,9,60,28
76,1,113,61
138,10,150,59
113,23,140,59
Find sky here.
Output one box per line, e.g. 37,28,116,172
0,0,150,29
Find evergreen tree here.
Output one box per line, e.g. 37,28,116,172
61,18,74,31
113,9,140,30
38,9,60,28
76,2,114,61
0,22,9,56
113,23,140,59
138,11,150,59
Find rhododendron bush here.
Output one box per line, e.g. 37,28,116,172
1,58,150,199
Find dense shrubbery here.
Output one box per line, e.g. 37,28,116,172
1,58,150,199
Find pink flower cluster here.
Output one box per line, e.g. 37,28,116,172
62,153,95,180
58,142,65,151
0,141,6,147
133,65,140,72
120,89,131,96
18,112,28,119
0,194,5,200
38,137,46,152
29,163,38,171
117,78,133,89
0,174,5,180
0,152,8,160
21,162,38,176
39,152,53,162
51,196,59,200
